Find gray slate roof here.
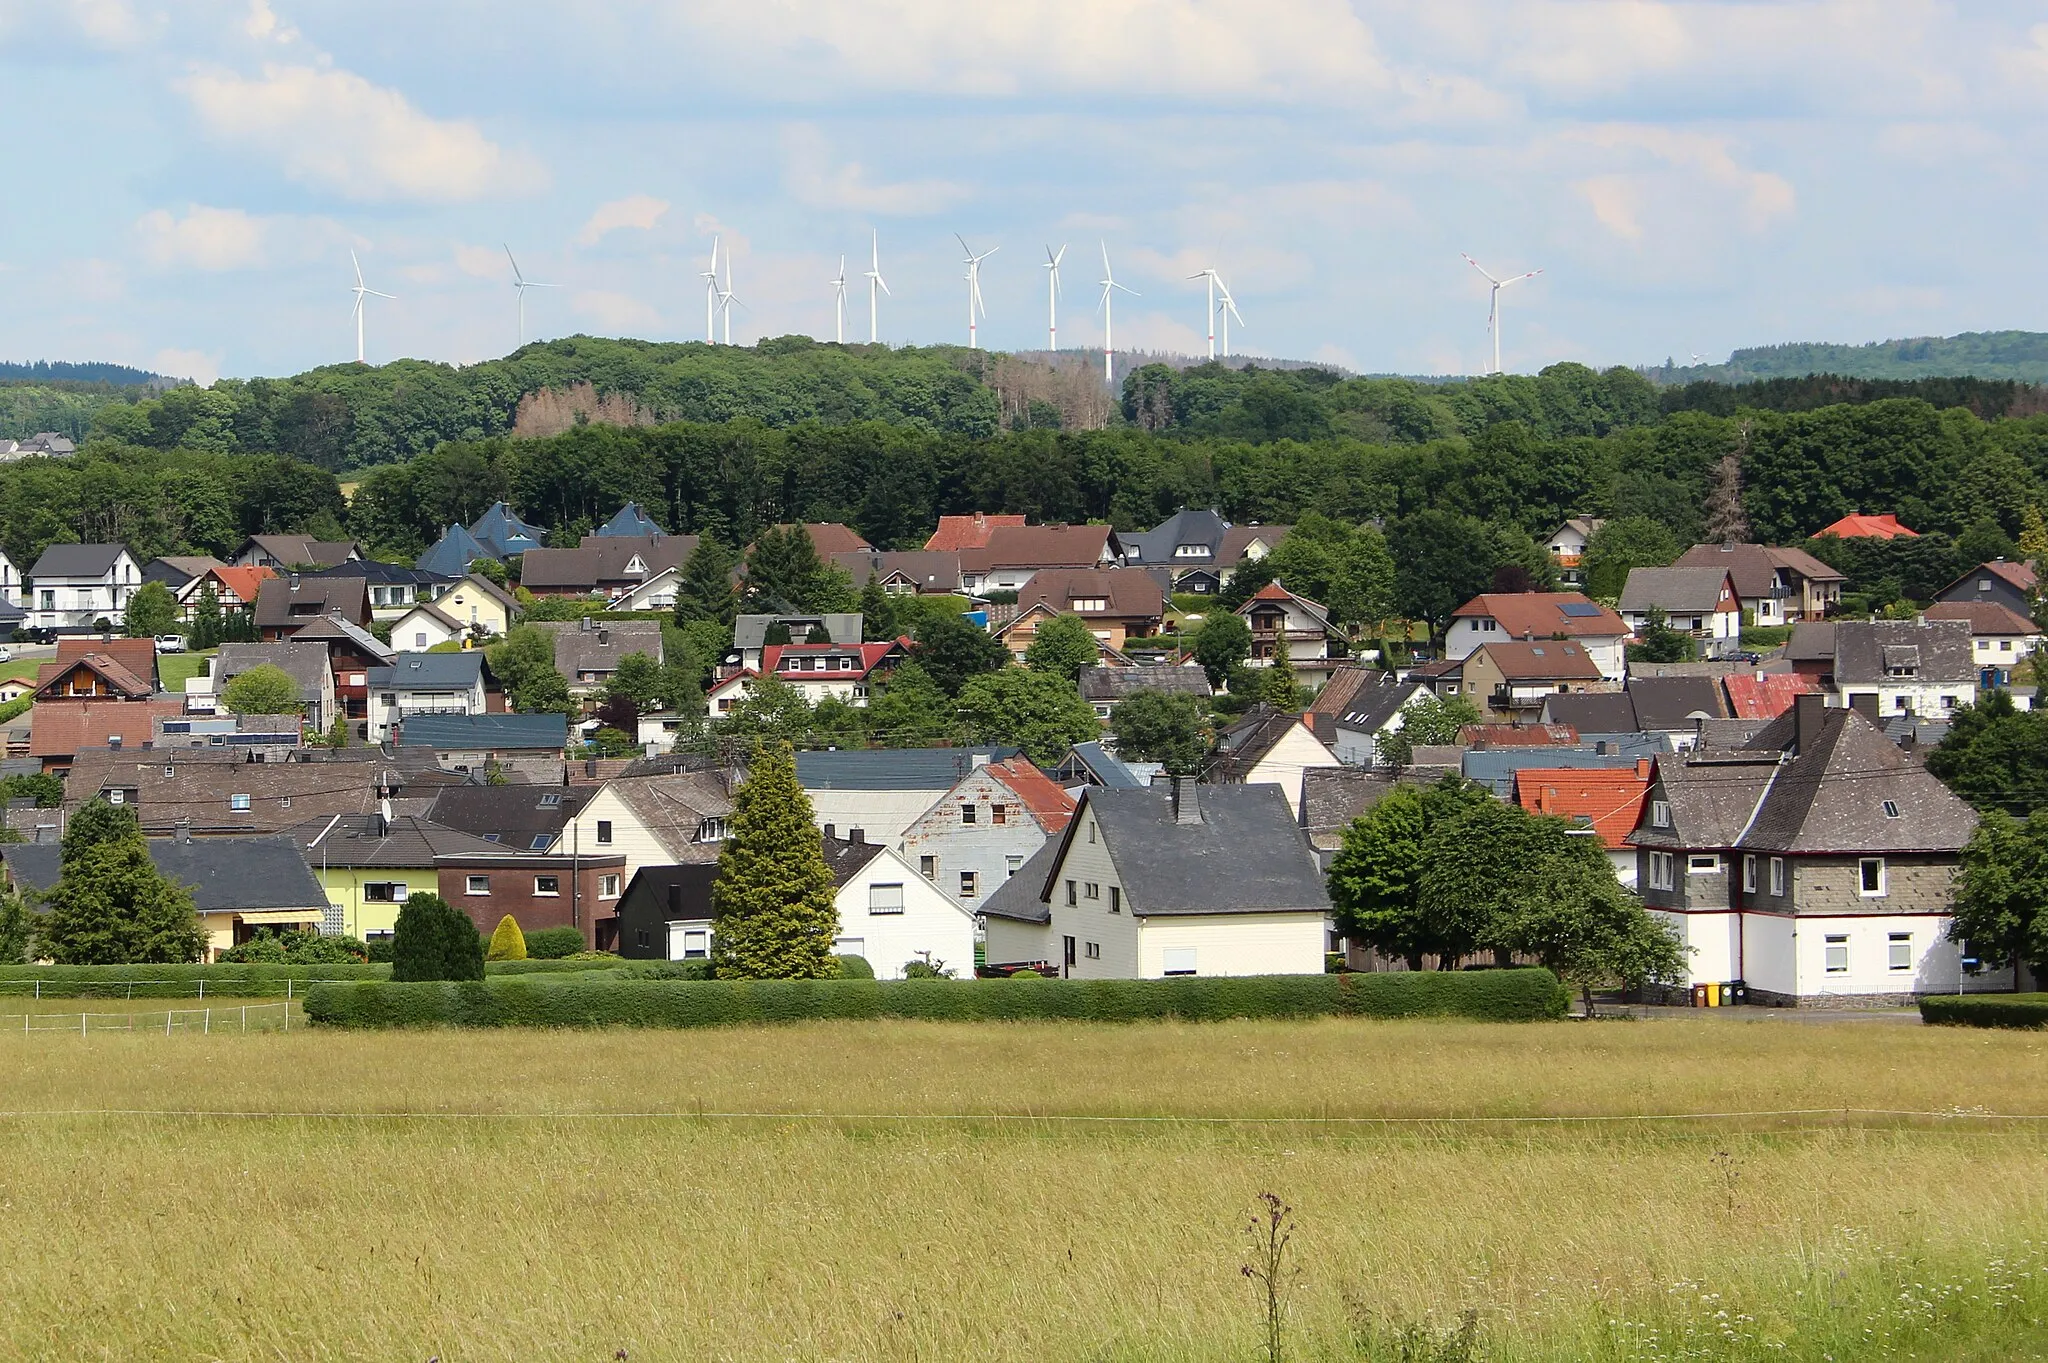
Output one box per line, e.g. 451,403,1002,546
1833,619,1975,686
1061,783,1329,917
1120,508,1229,566
417,524,488,578
533,619,663,679
796,747,1019,791
1057,741,1145,789
1785,622,1838,664
979,837,1061,922
367,652,485,690
1738,707,1977,854
1628,676,1729,731
285,813,502,868
1542,692,1639,734
29,544,128,578
425,784,596,849
820,834,890,887
1619,566,1736,614
3,834,327,912
469,503,546,559
1077,665,1214,704
215,641,331,701
597,503,665,537
733,613,863,650
397,713,567,750
1299,768,1402,849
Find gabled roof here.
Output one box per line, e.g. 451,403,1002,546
925,513,1027,553
1786,621,1837,664
1514,763,1653,850
985,756,1077,833
28,544,131,578
215,642,332,702
4,834,328,912
30,698,191,760
1014,566,1169,620
425,784,597,848
1722,672,1821,721
33,652,155,700
604,772,735,863
1628,675,1730,730
254,575,369,630
289,614,396,662
795,747,1018,791
1237,580,1338,635
1298,768,1402,849
1210,705,1332,783
1556,516,1605,541
1541,692,1639,734
286,813,502,868
469,502,547,558
596,502,666,538
789,523,873,556
1077,665,1213,704
833,550,964,594
979,837,1061,922
193,566,277,603
1923,602,2042,637
1814,512,1917,540
242,534,358,567
366,652,486,691
1119,508,1229,565
732,613,863,650
519,535,696,593
1832,619,1974,686
1469,639,1604,681
417,524,489,578
1057,740,1145,789
959,523,1118,573
1451,592,1628,639
146,555,223,587
532,619,662,678
761,640,905,679
45,637,157,690
1673,542,1845,598
1050,783,1328,917
1937,559,2039,602
1219,524,1289,562
1618,567,1738,615
1739,707,1976,854
396,713,568,751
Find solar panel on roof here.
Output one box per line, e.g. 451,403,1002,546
1558,602,1605,617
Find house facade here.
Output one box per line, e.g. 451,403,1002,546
824,837,979,979
365,653,492,741
1618,567,1742,659
1459,640,1611,722
1445,593,1630,681
998,567,1169,655
1673,543,1844,624
441,851,628,951
559,771,734,885
288,812,502,945
896,756,1076,911
957,524,1124,594
1922,602,2043,688
1545,517,1604,587
27,544,144,632
1236,581,1348,686
1828,618,1977,717
1207,706,1343,817
706,639,908,716
1935,560,2037,618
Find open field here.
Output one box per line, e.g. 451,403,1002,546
2,1016,2047,1361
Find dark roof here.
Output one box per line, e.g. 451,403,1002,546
820,833,890,887
1627,676,1730,730
732,614,863,649
29,544,130,578
3,834,328,912
596,503,666,537
1832,619,1974,686
1618,566,1736,614
243,535,358,567
1786,621,1837,664
1057,741,1145,789
366,652,486,691
1628,753,1779,850
397,713,567,751
979,837,1061,922
469,502,546,558
1119,508,1230,566
1674,542,1844,597
288,614,395,662
1739,707,1977,854
795,747,1018,791
520,535,695,594
308,560,453,588
145,555,223,589
605,772,735,863
417,524,488,578
617,863,719,924
1059,784,1329,917
1299,768,1401,849
1077,665,1213,703
216,642,332,702
832,550,963,594
1209,705,1321,784
286,813,502,868
254,576,369,630
532,619,663,679
1542,692,1640,734
425,784,596,848
1923,602,2041,636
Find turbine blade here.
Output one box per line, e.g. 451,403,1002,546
505,244,523,283
956,233,972,256
877,275,891,296
1462,253,1500,285
351,249,364,287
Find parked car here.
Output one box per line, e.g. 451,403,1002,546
154,634,187,654
14,627,55,646
0,646,14,664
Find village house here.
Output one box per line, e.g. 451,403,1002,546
980,779,1330,979
705,638,909,716
1629,695,1996,1005
730,613,862,671
925,512,1025,553
957,523,1125,594
1308,669,1428,767
30,698,188,774
287,615,395,728
422,784,594,852
287,812,503,946
62,748,463,834
254,574,372,641
1511,760,1655,887
519,534,696,600
1235,581,1349,687
1077,665,1213,722
32,636,158,702
795,747,1018,845
596,502,665,538
1723,671,1823,721
1617,566,1742,658
896,755,1076,910
1922,602,2043,688
1545,517,1604,587
302,561,452,622
143,555,223,597
996,567,1169,657
395,713,568,783
26,544,144,633
532,618,664,696
1807,618,1978,716
559,771,734,885
1444,592,1630,681
441,848,628,952
1459,639,1611,722
364,652,497,742
1813,512,1917,540
1207,705,1341,810
212,642,336,729
609,864,719,960
1934,559,2038,618
416,524,492,579
1672,543,1845,625
175,564,274,618
231,535,361,571
833,549,965,596
470,503,548,560
1118,509,1287,592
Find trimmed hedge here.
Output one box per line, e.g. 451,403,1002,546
1920,994,2048,1029
303,968,1569,1029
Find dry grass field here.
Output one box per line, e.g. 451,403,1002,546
1,1015,2046,1361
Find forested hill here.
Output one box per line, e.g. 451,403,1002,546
0,360,167,386
54,332,2048,472
1645,331,2048,386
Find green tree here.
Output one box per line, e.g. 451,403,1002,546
1326,777,1492,968
1581,516,1682,599
863,661,959,747
122,580,180,639
911,609,1008,696
188,583,225,651
711,741,840,979
1627,607,1696,664
1925,691,2048,812
1255,650,1302,709
718,673,815,745
1951,810,2048,974
486,914,528,961
673,533,738,627
1191,612,1252,688
1388,510,1497,637
322,714,350,748
487,625,577,716
1376,693,1482,767
745,525,855,613
0,885,34,963
34,801,204,965
1109,691,1208,774
390,891,485,982
858,578,899,642
957,667,1102,765
1024,612,1101,681
221,664,302,716
0,772,64,807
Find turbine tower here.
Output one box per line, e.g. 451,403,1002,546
349,250,393,365
1188,267,1220,359
1044,244,1066,352
505,245,555,347
1214,274,1244,359
958,234,998,349
718,253,741,346
1097,242,1137,390
831,256,848,344
701,236,721,344
1462,253,1542,375
863,230,889,344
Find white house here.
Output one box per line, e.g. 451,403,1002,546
27,544,143,632
980,779,1329,978
1617,567,1743,660
1235,581,1349,687
0,545,22,607
1445,592,1631,682
364,652,490,742
607,564,682,612
1309,670,1428,767
1209,706,1342,810
705,639,908,717
1545,517,1603,587
1923,602,2043,688
1828,619,1978,718
388,603,471,653
826,837,978,980
561,771,733,883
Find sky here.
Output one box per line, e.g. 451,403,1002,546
3,0,2045,385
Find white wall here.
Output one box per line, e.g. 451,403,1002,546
1829,681,1976,716
807,789,946,846
833,848,977,980
1138,912,1325,977
1043,805,1142,977
982,914,1054,970
1652,909,1741,985
1244,724,1341,810
392,610,465,653
1790,913,2014,997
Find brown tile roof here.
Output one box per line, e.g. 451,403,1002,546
926,513,1026,552
1470,639,1605,681
1452,593,1627,639
792,523,873,556
1219,524,1289,562
30,698,187,761
959,524,1116,573
50,636,157,685
1459,723,1581,747
254,575,370,631
1674,542,1845,598
34,653,155,700
986,756,1076,834
1923,602,2042,636
1013,566,1168,620
520,535,697,594
533,619,664,682
63,748,463,833
833,550,963,594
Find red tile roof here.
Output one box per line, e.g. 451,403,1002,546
1460,723,1581,746
1722,672,1820,721
987,757,1076,833
925,513,1026,553
1985,560,2040,592
34,653,155,700
959,524,1116,573
1514,763,1655,850
52,636,157,680
1451,592,1628,639
785,523,873,556
760,640,907,679
1924,602,2043,636
1813,512,1918,540
30,698,187,762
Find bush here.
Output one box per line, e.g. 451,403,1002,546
486,915,528,961
390,893,484,983
485,956,624,975
303,967,1569,1029
833,954,875,979
366,938,394,963
218,930,371,965
522,926,586,959
1920,994,2048,1028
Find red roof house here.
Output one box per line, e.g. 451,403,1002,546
1812,513,1918,540
1721,672,1821,721
1514,761,1655,851
985,756,1077,834
925,513,1027,553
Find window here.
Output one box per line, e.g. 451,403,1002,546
534,875,561,896
1005,854,1023,877
529,835,553,851
1081,882,1099,900
599,874,620,899
596,820,613,845
1650,800,1671,829
1888,932,1913,972
364,882,407,903
1065,879,1078,906
1742,855,1756,893
1069,598,1107,612
682,930,709,959
1769,857,1786,896
229,793,251,811
1859,858,1887,897
1109,887,1122,914
919,855,937,880
992,803,1009,826
413,633,428,649
107,789,125,805
465,875,490,896
636,929,651,949
538,793,562,808
1688,854,1720,874
960,803,977,825
1084,941,1102,959
1824,934,1849,974
1881,800,1900,819
1162,946,1197,976
697,818,726,842
959,871,979,898
279,797,291,809
869,883,905,915
1087,823,1096,843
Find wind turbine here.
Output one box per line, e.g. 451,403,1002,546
831,256,848,344
958,234,998,349
1044,244,1066,351
863,230,890,344
701,236,721,344
1097,241,1138,389
1214,274,1244,360
1462,253,1542,375
718,252,742,346
504,245,555,347
1188,267,1220,359
349,250,393,365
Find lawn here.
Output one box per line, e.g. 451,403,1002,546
154,647,214,690
1,1017,2046,1361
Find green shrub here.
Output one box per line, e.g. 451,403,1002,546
219,930,370,965
834,954,875,979
366,938,394,963
486,915,528,961
522,926,586,959
303,968,1568,1029
624,960,714,981
390,893,484,982
1920,994,2048,1028
484,957,625,976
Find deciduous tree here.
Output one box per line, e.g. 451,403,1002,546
1110,690,1208,775
1025,612,1101,681
958,667,1102,766
221,663,302,716
122,581,180,639
34,801,204,965
1191,612,1252,688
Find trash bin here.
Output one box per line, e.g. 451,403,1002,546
1706,982,1721,1007
1691,983,1709,1007
1726,981,1748,1006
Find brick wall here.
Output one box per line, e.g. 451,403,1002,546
439,855,627,950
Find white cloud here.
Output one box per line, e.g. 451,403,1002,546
152,347,222,386
178,62,545,203
1567,126,1795,241
577,194,671,246
134,204,267,270
573,289,661,333
453,244,503,280
780,125,968,216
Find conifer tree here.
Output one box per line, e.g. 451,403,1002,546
189,583,225,650
35,801,204,964
1702,421,1751,544
391,892,485,981
711,741,839,979
673,533,738,627
486,914,527,961
859,578,899,641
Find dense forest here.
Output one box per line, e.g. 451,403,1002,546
1643,330,2048,386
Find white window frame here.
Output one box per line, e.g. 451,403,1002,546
1769,857,1786,896
230,793,251,811
1687,854,1720,875
599,874,621,899
1824,934,1849,974
1162,946,1197,976
465,875,490,896
1859,857,1887,898
1888,932,1912,973
534,875,561,897
1650,799,1671,829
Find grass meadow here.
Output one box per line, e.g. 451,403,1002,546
0,1016,2045,1361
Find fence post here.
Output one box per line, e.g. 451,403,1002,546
165,1010,173,1037
197,979,205,1001
81,1012,87,1037
203,1007,210,1035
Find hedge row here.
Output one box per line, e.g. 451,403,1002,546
0,958,628,997
303,968,1569,1029
1920,995,2048,1029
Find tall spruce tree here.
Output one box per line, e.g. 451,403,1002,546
859,578,900,641
35,801,204,964
711,741,840,978
674,533,739,627
1702,421,1752,544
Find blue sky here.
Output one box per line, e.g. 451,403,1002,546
2,0,2043,383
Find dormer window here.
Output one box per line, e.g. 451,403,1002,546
1650,799,1671,829
1881,800,1900,818
1068,598,1107,612
1173,544,1207,558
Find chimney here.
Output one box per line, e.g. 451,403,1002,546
174,818,191,845
289,573,300,591
823,823,836,841
1149,771,1173,789
1171,774,1203,825
1849,693,1881,726
1792,692,1826,755
1635,758,1652,779
849,827,865,845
